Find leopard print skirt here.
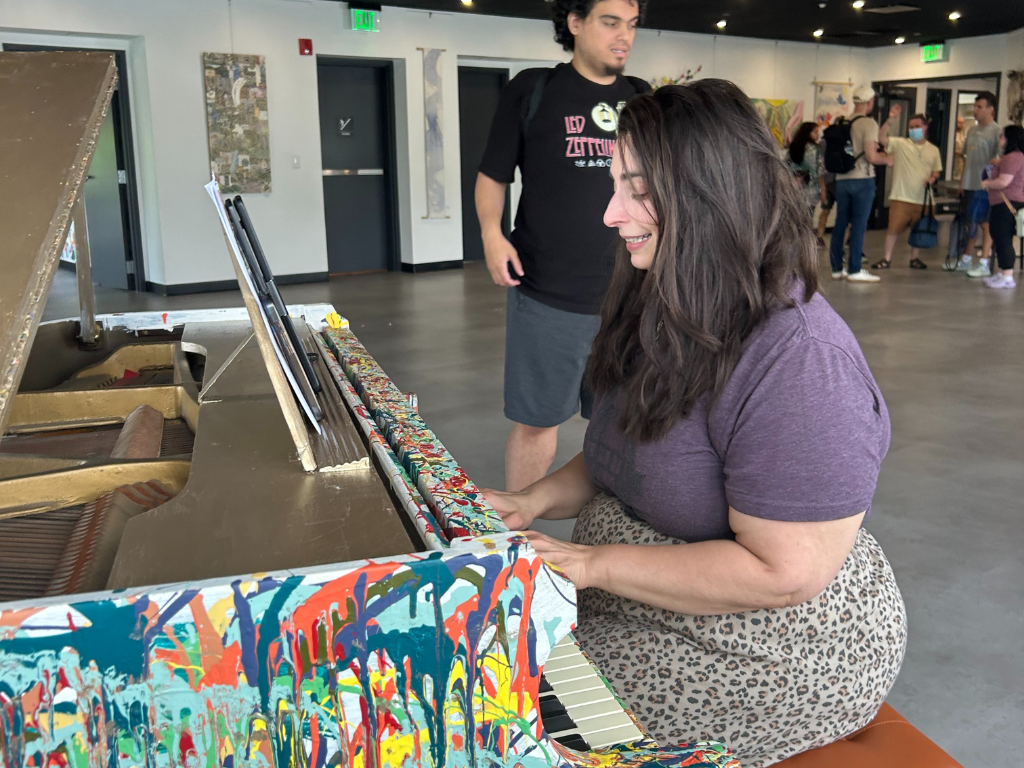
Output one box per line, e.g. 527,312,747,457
571,493,907,768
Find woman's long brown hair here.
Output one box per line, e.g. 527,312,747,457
587,79,819,442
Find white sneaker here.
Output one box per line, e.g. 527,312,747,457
955,255,974,273
966,263,991,278
831,270,848,280
847,269,881,283
983,274,1016,289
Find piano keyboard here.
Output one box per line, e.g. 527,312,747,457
540,634,644,750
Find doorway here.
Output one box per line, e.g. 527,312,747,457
925,88,952,169
458,66,510,262
3,44,144,290
870,85,916,229
317,57,399,274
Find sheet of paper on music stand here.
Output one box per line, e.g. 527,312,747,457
204,179,322,435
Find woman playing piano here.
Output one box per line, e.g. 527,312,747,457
484,79,906,767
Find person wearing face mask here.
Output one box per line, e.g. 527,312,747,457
872,107,943,270
979,125,1024,289
476,0,651,493
482,80,904,768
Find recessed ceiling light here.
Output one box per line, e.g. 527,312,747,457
717,19,727,29
813,28,825,37
461,0,472,5
948,11,961,20
895,36,905,44
853,0,865,8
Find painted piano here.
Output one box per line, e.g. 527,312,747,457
0,51,738,768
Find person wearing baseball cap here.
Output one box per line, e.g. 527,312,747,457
828,84,889,282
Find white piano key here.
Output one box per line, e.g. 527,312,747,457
541,634,644,748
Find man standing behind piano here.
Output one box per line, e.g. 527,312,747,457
476,0,650,492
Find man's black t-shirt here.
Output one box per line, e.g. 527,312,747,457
478,63,649,315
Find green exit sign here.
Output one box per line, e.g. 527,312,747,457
350,8,380,32
920,43,948,63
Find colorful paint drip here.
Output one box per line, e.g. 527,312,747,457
0,319,738,768
324,327,506,540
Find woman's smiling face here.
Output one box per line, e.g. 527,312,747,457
604,142,659,270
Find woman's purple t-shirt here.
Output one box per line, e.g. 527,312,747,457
584,292,890,542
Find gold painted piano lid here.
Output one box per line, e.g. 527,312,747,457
0,51,118,436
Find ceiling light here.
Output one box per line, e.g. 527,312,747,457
948,11,961,20
895,36,905,43
813,28,824,38
461,0,472,4
853,0,865,8
717,19,727,29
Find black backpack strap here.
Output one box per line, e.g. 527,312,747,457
625,75,652,95
522,68,555,138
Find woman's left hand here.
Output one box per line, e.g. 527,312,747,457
521,530,597,589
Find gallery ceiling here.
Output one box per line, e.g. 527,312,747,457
374,0,1024,48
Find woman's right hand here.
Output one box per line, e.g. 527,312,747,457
481,488,544,531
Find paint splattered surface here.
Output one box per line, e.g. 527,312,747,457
324,327,505,540
0,318,737,768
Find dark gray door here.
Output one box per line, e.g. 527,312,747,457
84,108,129,289
870,85,917,229
4,44,143,289
458,67,510,262
926,88,952,176
317,59,396,274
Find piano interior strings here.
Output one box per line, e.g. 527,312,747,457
0,50,738,768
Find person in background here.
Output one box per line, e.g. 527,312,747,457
829,85,889,282
979,125,1024,289
952,92,1000,277
788,121,827,222
476,0,650,492
872,107,943,270
952,115,966,182
816,167,837,248
484,80,905,767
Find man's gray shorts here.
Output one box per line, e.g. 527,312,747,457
504,288,602,428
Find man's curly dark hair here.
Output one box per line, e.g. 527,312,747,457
552,0,648,52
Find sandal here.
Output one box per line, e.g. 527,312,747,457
909,258,928,270
871,259,891,269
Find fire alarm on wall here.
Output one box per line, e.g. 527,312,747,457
298,39,313,56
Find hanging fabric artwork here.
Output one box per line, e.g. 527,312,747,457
1008,70,1024,125
203,53,272,193
813,82,853,128
750,98,805,147
420,48,447,218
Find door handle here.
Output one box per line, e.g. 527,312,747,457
322,168,384,176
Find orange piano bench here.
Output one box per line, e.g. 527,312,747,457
773,703,964,768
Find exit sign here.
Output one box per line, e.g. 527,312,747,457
351,7,380,32
921,43,948,63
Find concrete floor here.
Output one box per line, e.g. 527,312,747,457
41,228,1024,766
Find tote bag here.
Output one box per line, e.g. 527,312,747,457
908,186,939,249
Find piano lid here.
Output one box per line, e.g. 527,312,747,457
0,51,117,436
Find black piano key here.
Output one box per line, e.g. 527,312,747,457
538,675,554,694
542,713,577,734
553,733,591,751
540,698,567,719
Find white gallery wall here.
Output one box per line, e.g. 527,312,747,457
1,0,1018,289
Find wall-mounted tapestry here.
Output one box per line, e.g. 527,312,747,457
751,98,805,147
813,82,853,127
1008,70,1024,125
203,53,272,194
420,48,446,218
